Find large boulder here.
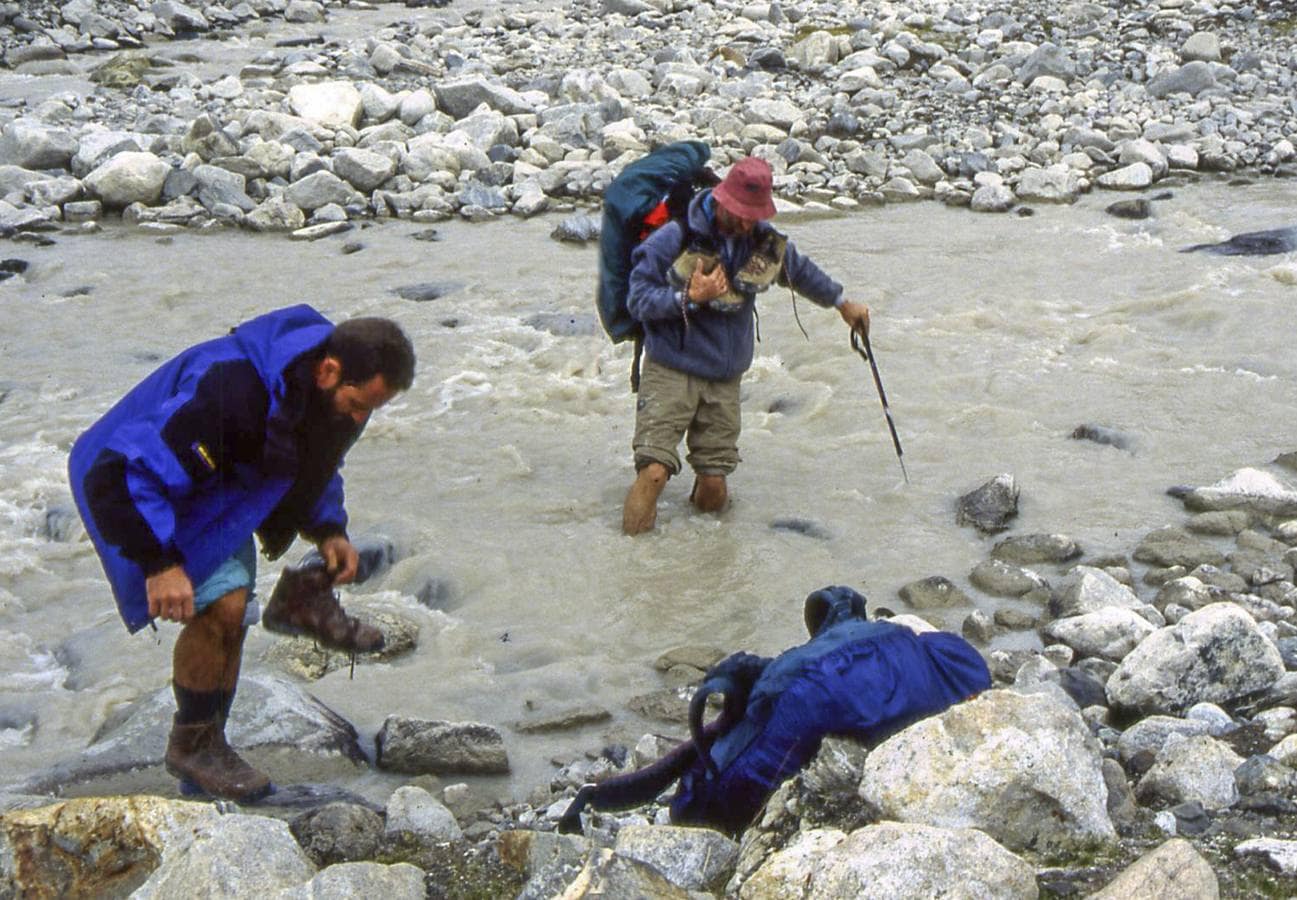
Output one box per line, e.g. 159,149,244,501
1134,733,1244,810
1086,838,1219,898
286,862,425,898
288,82,364,129
83,152,171,208
0,797,218,897
332,147,396,193
433,77,535,119
71,131,142,178
1015,164,1082,203
860,690,1115,851
384,785,462,842
1052,566,1147,618
1044,607,1157,662
1146,61,1218,98
284,170,361,211
0,797,313,898
1106,603,1285,714
613,825,738,894
132,813,314,898
0,120,78,170
740,823,1036,898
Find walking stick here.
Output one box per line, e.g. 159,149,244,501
850,328,909,484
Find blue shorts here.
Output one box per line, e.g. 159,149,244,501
193,540,260,626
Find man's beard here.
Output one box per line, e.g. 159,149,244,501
306,384,357,434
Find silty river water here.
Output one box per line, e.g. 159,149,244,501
1,174,1294,801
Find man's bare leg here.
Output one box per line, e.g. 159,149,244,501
167,589,270,801
623,462,670,535
691,474,728,513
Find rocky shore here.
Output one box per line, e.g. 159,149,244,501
0,0,1293,240
10,462,1297,897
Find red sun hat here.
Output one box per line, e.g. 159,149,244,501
712,157,777,220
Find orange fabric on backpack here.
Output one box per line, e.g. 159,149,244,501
637,200,670,240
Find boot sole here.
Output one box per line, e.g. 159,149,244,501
166,762,276,804
179,777,277,803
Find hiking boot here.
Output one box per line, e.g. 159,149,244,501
262,565,385,653
165,717,273,803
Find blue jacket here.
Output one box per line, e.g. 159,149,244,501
627,190,843,382
68,305,356,633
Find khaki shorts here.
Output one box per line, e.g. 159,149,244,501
632,356,741,476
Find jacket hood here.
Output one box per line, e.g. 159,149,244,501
803,585,869,636
229,303,334,398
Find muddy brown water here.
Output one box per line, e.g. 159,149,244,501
1,173,1295,805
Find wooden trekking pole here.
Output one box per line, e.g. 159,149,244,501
850,328,909,484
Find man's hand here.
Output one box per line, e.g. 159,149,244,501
318,535,359,585
838,300,870,337
147,565,195,623
687,258,731,304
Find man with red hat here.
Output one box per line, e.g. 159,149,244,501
622,155,871,534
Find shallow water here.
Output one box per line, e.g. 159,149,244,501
1,176,1295,802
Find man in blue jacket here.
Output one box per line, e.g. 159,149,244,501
69,305,415,801
622,156,872,534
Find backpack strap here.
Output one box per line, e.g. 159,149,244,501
630,334,644,393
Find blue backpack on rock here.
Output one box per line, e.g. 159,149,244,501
559,585,991,835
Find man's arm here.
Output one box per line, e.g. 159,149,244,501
300,472,356,582
779,238,870,335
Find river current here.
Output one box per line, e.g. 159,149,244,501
1,177,1294,801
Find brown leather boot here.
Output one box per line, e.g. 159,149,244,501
165,717,273,803
262,565,385,653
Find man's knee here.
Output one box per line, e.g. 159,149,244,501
201,590,249,635
636,461,671,487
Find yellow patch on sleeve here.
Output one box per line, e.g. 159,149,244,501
192,442,217,472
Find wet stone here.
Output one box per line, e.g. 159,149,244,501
1070,423,1134,451
1105,199,1152,219
512,705,612,734
654,646,725,672
992,533,1082,565
375,718,509,776
993,608,1038,630
769,517,832,540
956,474,1019,534
627,688,689,724
391,281,460,302
549,212,600,243
898,575,971,609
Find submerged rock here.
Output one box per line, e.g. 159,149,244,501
1071,423,1134,451
522,312,600,336
956,474,1019,534
1181,225,1297,256
391,281,460,302
13,674,366,794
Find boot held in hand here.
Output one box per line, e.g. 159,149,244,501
262,565,385,653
